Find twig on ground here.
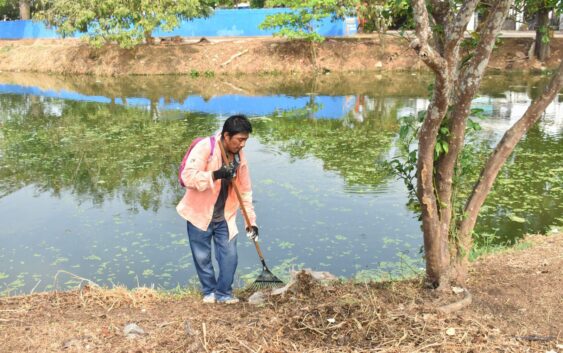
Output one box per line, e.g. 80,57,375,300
516,335,555,342
221,49,249,66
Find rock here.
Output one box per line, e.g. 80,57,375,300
375,61,383,69
248,291,266,305
514,51,526,59
123,323,145,339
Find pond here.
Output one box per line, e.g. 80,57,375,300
0,72,561,295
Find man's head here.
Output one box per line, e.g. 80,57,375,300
221,114,252,154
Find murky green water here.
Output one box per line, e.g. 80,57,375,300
0,72,561,294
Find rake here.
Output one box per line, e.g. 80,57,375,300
218,140,284,290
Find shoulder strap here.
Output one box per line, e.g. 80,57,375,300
209,135,216,158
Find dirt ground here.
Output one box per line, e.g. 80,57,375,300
0,233,561,353
0,35,561,76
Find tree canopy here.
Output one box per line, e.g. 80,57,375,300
34,0,213,48
259,0,356,42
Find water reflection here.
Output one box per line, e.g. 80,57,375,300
0,72,561,295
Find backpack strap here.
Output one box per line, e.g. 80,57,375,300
209,135,216,160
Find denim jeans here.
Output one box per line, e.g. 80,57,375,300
187,220,238,300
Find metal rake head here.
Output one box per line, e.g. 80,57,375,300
248,268,284,290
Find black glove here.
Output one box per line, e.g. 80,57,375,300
213,163,235,180
246,225,259,241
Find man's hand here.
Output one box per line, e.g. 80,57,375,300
246,225,259,241
213,163,235,180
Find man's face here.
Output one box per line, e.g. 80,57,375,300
224,132,249,154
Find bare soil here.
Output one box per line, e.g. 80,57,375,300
0,36,561,76
1,233,561,353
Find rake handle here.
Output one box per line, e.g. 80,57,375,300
217,139,267,265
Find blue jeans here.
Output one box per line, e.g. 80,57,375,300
187,221,238,299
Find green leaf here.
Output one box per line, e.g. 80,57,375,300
442,141,449,154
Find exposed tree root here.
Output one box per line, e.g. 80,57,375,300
436,288,472,314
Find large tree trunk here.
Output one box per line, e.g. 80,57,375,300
412,0,513,288
19,0,30,20
534,8,551,61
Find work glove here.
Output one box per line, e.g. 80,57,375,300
213,163,235,180
246,225,259,242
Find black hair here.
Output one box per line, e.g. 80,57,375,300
221,114,253,137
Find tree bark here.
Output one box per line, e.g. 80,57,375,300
411,0,512,288
19,0,31,20
412,0,514,287
435,2,513,282
411,0,452,287
534,8,551,61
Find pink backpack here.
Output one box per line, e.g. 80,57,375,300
178,136,216,187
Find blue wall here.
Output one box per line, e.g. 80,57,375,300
0,9,357,39
0,20,62,39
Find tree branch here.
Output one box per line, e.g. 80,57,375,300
435,0,513,224
458,0,514,96
411,0,447,75
460,61,563,239
449,0,479,42
429,0,451,55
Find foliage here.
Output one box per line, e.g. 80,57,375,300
250,0,266,7
514,0,563,21
356,0,412,33
259,0,356,42
513,0,563,59
206,0,264,8
0,0,32,20
34,0,212,48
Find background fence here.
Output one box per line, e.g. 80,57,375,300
0,9,358,39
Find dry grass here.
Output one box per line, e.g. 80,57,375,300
1,233,561,353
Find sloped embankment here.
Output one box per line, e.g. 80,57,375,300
0,36,561,76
